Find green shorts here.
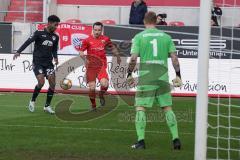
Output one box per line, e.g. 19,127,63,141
135,85,172,108
136,63,171,108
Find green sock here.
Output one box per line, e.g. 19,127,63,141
165,110,179,140
135,110,146,141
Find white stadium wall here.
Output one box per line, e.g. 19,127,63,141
1,23,239,97
0,54,239,97
57,5,240,26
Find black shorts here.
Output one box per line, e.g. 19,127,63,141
33,63,55,77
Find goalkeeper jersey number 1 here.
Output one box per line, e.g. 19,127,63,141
130,28,176,82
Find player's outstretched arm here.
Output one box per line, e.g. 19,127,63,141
170,52,182,87
128,54,138,73
111,44,121,65
13,31,38,60
79,50,87,64
128,33,140,84
79,39,88,63
127,54,138,84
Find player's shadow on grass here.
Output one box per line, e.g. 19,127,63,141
55,95,118,122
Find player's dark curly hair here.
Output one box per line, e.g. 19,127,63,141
48,15,60,23
93,22,103,28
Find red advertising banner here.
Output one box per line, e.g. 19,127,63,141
37,23,92,54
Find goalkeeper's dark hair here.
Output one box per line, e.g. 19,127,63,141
48,15,60,23
93,22,103,29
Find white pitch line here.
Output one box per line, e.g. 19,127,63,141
1,124,238,139
0,124,194,135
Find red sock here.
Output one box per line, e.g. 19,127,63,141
100,86,108,97
89,89,96,108
100,86,108,93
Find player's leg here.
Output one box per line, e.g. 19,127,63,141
131,106,146,149
157,93,181,150
99,78,108,106
31,74,45,102
163,106,181,150
131,87,155,149
98,68,109,106
43,65,56,114
29,65,45,112
86,67,98,110
88,81,97,110
44,73,56,114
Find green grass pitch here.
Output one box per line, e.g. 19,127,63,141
0,92,239,160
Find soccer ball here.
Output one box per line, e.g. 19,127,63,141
60,78,72,90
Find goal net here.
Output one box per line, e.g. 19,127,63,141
207,0,240,159
195,0,240,160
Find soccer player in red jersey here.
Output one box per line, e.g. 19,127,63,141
79,22,121,110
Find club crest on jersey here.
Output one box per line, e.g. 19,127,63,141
101,40,106,44
38,69,43,74
52,36,56,41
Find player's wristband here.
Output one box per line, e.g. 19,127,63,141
176,71,181,78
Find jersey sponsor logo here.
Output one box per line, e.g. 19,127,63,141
145,60,165,65
173,39,227,49
91,47,105,51
142,33,164,37
42,40,53,46
42,35,47,38
52,36,56,41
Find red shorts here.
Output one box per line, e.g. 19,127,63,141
86,67,109,83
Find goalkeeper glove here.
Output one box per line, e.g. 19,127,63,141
172,76,183,87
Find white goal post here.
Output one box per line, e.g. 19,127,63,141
194,0,212,160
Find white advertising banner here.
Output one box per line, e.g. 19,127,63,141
0,54,239,97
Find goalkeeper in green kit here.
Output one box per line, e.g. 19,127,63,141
127,11,183,150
